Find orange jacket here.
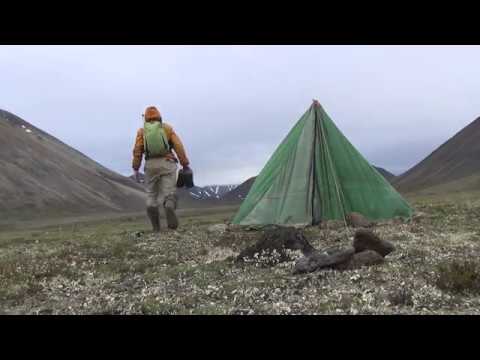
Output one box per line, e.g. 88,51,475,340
132,121,190,171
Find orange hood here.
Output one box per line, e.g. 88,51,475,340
144,106,162,122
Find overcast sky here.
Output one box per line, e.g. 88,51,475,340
1,45,480,186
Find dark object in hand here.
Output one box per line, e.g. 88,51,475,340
177,167,194,188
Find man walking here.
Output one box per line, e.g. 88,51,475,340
132,106,191,232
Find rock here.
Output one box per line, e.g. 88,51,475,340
37,308,54,315
293,246,355,274
207,224,228,234
392,216,406,225
236,226,315,264
343,250,385,270
294,253,330,274
412,212,426,222
226,224,243,232
133,231,144,238
346,212,374,228
353,229,395,257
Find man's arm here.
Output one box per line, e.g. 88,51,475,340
167,126,190,168
132,129,144,180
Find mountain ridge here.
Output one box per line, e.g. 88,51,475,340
0,109,146,220
393,116,480,194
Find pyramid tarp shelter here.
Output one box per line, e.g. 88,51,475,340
232,102,413,226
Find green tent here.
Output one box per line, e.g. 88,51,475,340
232,102,413,226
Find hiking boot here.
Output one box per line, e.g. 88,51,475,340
146,206,160,233
164,195,178,230
165,207,178,230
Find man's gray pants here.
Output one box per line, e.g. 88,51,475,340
145,157,177,210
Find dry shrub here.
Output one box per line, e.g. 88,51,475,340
435,259,480,294
388,288,414,306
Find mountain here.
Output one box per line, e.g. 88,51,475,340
129,172,237,205
393,116,480,194
129,173,145,183
220,177,257,202
184,185,238,200
222,166,396,203
374,166,396,183
0,109,146,220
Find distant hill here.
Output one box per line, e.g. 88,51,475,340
0,109,146,220
221,177,256,202
129,173,146,184
374,166,396,183
129,172,237,207
182,184,237,200
222,166,396,203
393,116,480,194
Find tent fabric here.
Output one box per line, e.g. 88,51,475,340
232,103,413,226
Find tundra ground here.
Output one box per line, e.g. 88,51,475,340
1,200,480,315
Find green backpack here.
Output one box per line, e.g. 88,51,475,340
143,121,170,158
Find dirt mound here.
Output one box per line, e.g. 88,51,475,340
353,229,395,256
236,227,395,274
293,229,395,274
236,227,315,265
293,246,355,274
344,250,385,270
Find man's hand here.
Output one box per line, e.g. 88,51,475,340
134,170,141,183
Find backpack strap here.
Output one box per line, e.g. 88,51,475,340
159,122,170,152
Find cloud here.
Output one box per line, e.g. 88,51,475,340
1,45,480,186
